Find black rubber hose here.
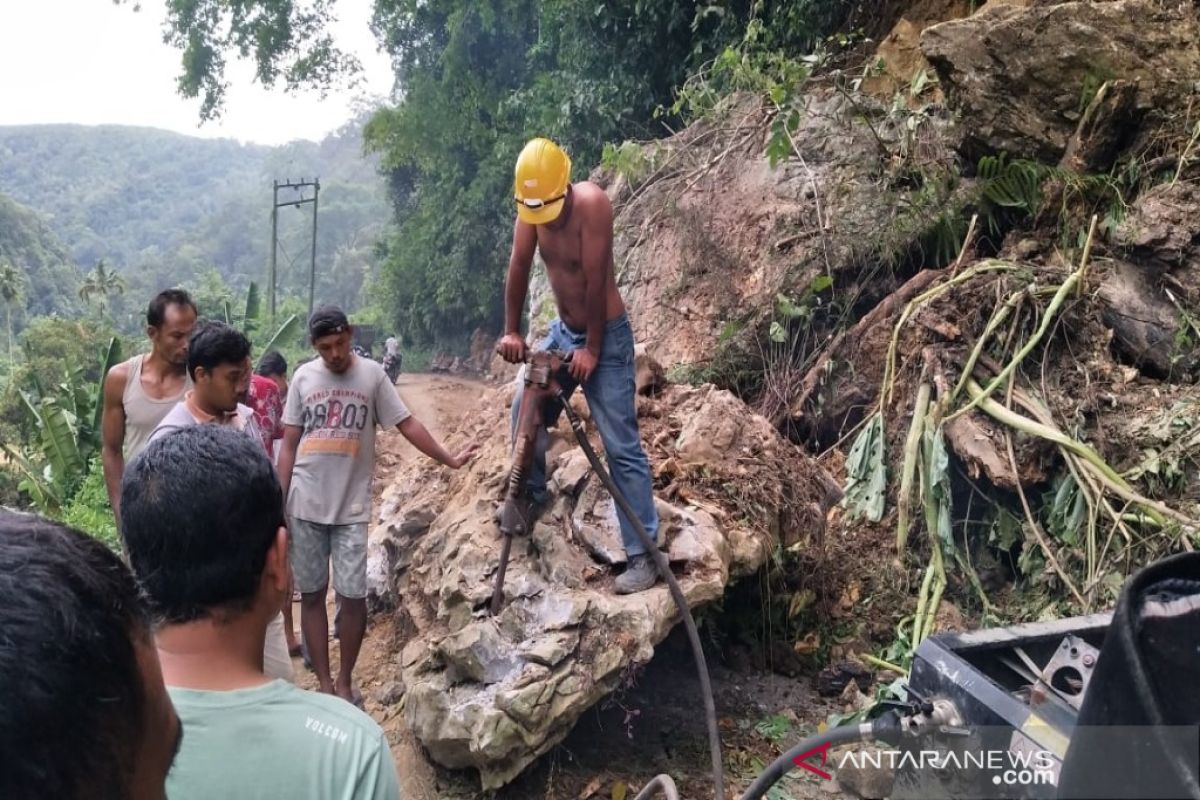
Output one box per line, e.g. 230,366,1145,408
739,722,874,800
558,391,725,800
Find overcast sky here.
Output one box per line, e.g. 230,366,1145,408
0,0,395,145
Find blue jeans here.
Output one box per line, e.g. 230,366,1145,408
510,314,659,557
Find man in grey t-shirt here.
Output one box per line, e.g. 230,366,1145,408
148,321,293,684
277,306,477,706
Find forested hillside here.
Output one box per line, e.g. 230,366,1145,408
0,115,389,330
0,192,79,324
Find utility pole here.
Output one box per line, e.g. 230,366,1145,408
269,180,279,321
309,179,320,324
267,177,321,325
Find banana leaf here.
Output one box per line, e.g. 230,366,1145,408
90,336,122,446
21,393,84,495
3,444,62,512
843,412,888,522
261,313,301,355
921,422,954,555
242,281,261,335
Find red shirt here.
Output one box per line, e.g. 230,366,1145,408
247,374,285,458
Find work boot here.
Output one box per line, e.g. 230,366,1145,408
615,554,659,594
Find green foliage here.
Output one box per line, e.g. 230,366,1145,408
78,259,126,316
671,40,812,124
18,317,122,387
113,0,362,121
921,422,954,553
6,337,121,513
0,194,80,330
1078,65,1117,114
193,273,307,362
600,141,654,185
360,0,756,345
754,713,794,743
0,258,24,374
976,154,1128,246
1043,472,1087,547
826,676,908,728
977,154,1046,234
769,276,833,343
59,458,121,552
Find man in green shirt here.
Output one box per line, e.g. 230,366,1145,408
121,425,400,799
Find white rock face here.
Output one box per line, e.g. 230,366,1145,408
372,382,837,789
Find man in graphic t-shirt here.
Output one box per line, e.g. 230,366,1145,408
277,305,476,706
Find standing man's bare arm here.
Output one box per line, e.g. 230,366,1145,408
396,417,476,468
497,219,539,363
100,363,129,518
277,424,303,502
571,192,615,382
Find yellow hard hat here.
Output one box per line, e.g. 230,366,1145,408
514,138,572,225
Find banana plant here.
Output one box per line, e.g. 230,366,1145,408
223,281,301,353
6,336,121,512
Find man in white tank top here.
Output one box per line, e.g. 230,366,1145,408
101,289,197,522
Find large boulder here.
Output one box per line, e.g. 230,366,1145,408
921,0,1200,161
371,383,837,788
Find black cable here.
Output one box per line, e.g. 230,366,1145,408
739,722,874,800
558,391,725,800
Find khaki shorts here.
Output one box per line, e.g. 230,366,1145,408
289,518,368,599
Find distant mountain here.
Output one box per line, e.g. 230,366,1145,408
0,118,390,318
0,192,80,326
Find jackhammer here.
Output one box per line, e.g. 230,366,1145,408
491,348,726,800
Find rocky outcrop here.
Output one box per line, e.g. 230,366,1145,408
1099,181,1200,378
369,381,837,788
922,0,1200,161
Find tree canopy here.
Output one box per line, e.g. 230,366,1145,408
124,0,852,346
0,193,80,327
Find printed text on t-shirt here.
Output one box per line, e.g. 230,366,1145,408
298,388,371,458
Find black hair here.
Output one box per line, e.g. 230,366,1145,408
186,320,252,381
308,304,350,339
256,350,288,377
120,425,285,624
0,511,150,800
146,288,197,328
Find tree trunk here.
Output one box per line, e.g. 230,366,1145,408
5,303,13,378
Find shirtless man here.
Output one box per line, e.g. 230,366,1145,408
101,289,198,520
496,137,660,594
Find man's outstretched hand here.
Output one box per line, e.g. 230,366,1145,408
496,333,527,364
448,444,480,469
568,348,597,382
